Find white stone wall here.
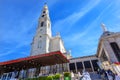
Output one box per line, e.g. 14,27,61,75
98,32,120,62
49,36,66,53
70,56,98,63
59,39,66,53
97,32,120,72
30,4,66,56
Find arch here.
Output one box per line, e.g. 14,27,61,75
41,22,44,27
38,40,42,49
110,42,120,62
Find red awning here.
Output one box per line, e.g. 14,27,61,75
0,51,69,73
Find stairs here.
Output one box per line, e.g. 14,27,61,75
89,72,102,80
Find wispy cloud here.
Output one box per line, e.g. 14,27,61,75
1,0,120,60
0,0,59,60
63,1,114,57
53,0,101,33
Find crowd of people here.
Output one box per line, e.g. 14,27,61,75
71,70,92,80
70,69,120,80
97,69,120,80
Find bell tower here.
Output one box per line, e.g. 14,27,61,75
30,3,52,56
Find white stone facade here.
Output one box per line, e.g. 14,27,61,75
30,4,66,56
69,55,99,73
97,31,120,74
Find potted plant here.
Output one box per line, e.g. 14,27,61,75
47,76,53,80
64,72,71,80
54,73,61,80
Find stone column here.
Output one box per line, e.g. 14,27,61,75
82,61,85,70
41,67,43,74
103,41,118,62
90,60,94,72
26,69,29,78
75,62,77,73
67,63,70,72
35,67,40,77
49,65,51,74
62,63,64,72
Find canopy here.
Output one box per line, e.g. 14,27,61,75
0,51,69,73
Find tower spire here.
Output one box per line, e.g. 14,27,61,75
101,23,107,32
31,4,52,56
43,2,48,10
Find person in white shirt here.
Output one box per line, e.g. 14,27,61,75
81,69,91,80
115,73,120,80
71,71,75,80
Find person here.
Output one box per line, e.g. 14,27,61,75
115,73,120,80
78,72,82,80
71,71,75,80
39,72,42,76
107,69,115,80
97,68,102,79
81,69,91,80
102,69,109,80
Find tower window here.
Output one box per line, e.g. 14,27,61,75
41,22,44,27
42,15,44,17
38,40,42,48
40,29,42,31
43,11,45,13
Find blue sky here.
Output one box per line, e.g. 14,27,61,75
0,0,120,62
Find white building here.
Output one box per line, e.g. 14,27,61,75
0,3,120,80
30,4,66,56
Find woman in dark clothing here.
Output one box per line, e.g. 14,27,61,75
102,69,109,80
107,69,115,80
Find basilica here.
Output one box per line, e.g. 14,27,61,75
0,4,120,80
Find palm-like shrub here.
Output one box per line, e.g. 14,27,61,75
54,73,61,79
47,76,53,80
64,72,71,77
38,76,47,80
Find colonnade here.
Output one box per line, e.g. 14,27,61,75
69,59,99,73
0,63,68,80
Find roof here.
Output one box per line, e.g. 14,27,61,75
101,31,114,38
0,51,69,73
70,55,97,60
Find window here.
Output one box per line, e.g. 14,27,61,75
69,63,75,72
84,61,92,72
84,61,91,68
41,22,44,27
110,42,120,62
76,62,83,73
76,62,83,69
38,40,42,48
42,15,44,17
91,60,99,71
43,11,45,13
40,29,42,31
